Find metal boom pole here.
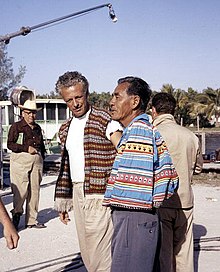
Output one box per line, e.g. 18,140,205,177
0,3,116,44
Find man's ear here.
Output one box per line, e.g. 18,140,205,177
132,95,141,109
151,106,157,119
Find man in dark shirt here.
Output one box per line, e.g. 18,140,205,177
7,99,46,230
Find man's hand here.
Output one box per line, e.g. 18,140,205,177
0,198,20,249
3,222,20,249
110,130,122,149
59,212,71,225
28,146,38,155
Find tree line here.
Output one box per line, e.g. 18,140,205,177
37,86,220,128
1,43,220,127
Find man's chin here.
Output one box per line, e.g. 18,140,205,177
72,110,86,118
73,113,83,118
110,113,119,121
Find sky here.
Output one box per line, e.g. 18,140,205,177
1,0,220,95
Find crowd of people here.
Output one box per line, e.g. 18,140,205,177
0,71,203,272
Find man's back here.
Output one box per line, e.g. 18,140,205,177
153,113,202,208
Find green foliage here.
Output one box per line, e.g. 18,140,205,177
38,90,111,110
157,85,220,127
190,88,220,127
0,43,26,100
36,90,61,99
88,91,111,110
158,85,192,125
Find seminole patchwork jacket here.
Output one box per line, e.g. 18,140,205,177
103,113,179,210
54,107,117,212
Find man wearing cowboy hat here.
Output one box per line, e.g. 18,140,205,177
7,98,46,230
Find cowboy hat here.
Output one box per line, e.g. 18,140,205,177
18,99,42,111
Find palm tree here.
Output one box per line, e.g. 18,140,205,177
161,84,191,125
160,84,175,95
191,88,220,127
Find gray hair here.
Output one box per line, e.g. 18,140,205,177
55,71,89,94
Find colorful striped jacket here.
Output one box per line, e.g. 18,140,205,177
54,107,117,212
103,113,179,210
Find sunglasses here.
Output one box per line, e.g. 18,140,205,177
23,110,37,115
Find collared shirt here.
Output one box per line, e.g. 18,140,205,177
7,118,45,157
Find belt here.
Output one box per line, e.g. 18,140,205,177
111,206,157,215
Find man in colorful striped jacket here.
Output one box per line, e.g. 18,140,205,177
103,76,179,272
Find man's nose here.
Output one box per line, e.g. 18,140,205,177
71,99,78,107
110,97,115,107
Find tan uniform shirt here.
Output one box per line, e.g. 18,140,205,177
153,114,203,209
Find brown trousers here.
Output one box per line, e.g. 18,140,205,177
158,207,194,272
10,152,43,225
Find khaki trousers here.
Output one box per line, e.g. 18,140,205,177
10,152,43,225
73,183,113,272
175,209,194,272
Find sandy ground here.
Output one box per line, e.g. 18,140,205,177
0,174,220,272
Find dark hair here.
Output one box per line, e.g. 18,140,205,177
118,76,152,111
151,92,176,115
55,71,89,94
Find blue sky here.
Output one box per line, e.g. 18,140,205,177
1,0,220,95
